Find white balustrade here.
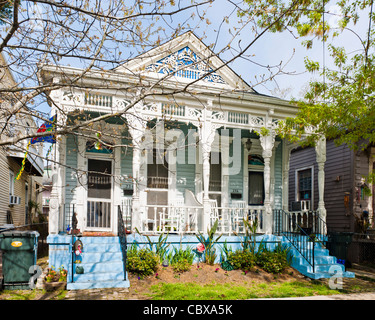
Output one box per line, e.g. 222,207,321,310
142,205,202,234
210,206,264,235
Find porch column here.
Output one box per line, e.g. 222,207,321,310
49,157,60,234
260,131,276,234
49,101,66,234
315,136,327,222
197,104,218,232
282,140,292,212
125,110,147,232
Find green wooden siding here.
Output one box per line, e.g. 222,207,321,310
120,137,133,191
176,126,195,197
228,139,243,202
64,134,78,227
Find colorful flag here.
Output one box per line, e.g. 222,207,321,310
30,114,56,144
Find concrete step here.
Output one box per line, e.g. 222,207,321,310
292,255,337,265
73,271,125,282
67,277,130,290
69,260,124,274
282,237,355,280
77,251,124,263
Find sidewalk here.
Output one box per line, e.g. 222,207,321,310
255,292,375,300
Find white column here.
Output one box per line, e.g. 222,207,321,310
197,105,218,232
260,131,275,234
73,136,86,232
315,136,327,221
48,104,66,234
125,110,147,232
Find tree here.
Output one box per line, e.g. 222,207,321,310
0,0,300,169
238,0,375,150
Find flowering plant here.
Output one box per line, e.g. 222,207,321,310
45,267,57,282
58,266,68,282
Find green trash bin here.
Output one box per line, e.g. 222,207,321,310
0,231,39,290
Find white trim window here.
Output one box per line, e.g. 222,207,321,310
296,167,313,202
9,170,14,196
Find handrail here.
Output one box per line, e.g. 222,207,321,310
274,209,321,273
70,204,75,283
117,206,128,281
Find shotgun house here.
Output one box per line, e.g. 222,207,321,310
0,53,44,229
40,32,354,290
289,139,375,233
289,139,375,266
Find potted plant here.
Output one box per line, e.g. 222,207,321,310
43,266,67,291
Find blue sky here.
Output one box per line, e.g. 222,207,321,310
19,0,371,120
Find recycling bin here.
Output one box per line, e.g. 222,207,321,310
0,231,39,290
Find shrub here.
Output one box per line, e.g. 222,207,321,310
168,246,195,273
127,247,159,278
256,250,290,274
172,258,192,273
196,219,222,265
227,250,256,272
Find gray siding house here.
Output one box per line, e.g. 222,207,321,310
289,139,375,233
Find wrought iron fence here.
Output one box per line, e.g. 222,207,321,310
273,209,326,273
347,233,375,267
117,206,127,280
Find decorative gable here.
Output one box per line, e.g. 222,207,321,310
116,31,253,92
145,46,227,85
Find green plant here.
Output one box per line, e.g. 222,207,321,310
256,247,290,274
45,266,57,282
58,266,67,282
241,218,259,253
219,239,232,262
168,246,195,273
172,258,192,273
127,247,159,278
135,228,170,263
196,219,222,265
227,249,256,272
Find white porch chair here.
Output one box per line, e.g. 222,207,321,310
209,199,219,230
230,200,247,233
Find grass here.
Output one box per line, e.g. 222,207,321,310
148,280,343,300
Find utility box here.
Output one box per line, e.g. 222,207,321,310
0,231,39,290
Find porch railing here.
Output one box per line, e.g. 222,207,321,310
140,204,264,235
212,206,264,235
142,205,202,234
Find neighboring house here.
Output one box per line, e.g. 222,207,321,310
289,139,375,233
0,53,44,228
39,32,354,289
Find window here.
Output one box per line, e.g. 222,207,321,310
297,168,312,201
147,149,169,188
248,171,264,205
208,151,222,207
87,159,112,199
9,171,14,196
209,152,221,192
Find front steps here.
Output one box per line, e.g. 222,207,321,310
67,236,130,290
283,238,355,280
